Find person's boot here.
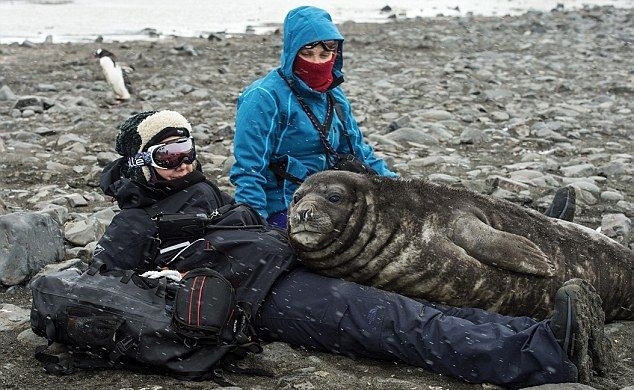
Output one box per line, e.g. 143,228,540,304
549,278,615,383
545,186,576,221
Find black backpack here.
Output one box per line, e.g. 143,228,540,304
30,260,271,385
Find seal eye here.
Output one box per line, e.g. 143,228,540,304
292,194,302,204
327,194,341,203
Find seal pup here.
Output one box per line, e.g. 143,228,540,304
92,49,133,101
288,171,633,321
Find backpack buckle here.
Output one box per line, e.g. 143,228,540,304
109,337,136,362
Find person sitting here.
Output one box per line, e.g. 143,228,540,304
229,6,398,229
96,110,611,388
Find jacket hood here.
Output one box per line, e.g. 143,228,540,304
280,6,345,82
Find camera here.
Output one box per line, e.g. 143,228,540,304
156,213,209,241
332,154,378,175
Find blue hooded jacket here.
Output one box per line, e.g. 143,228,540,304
230,6,397,219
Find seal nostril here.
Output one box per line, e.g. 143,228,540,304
298,209,310,222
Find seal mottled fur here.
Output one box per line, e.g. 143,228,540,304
288,171,633,321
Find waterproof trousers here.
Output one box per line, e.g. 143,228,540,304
254,268,578,388
266,210,288,229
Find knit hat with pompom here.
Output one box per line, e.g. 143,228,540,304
115,110,192,183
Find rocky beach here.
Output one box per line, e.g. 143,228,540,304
0,5,633,390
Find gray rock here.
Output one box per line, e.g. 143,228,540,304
615,200,633,216
37,204,70,226
65,194,89,208
190,89,210,99
530,126,568,142
17,328,46,348
412,109,454,121
0,85,17,101
57,134,88,146
37,83,57,92
600,213,631,244
7,140,44,151
21,109,36,118
387,115,411,131
96,151,120,166
508,170,548,186
416,122,454,141
0,212,65,286
490,187,532,203
483,88,514,101
563,179,601,196
600,191,624,202
490,110,510,121
45,161,69,172
13,96,44,111
29,258,88,286
521,384,597,390
560,163,596,177
366,134,403,149
93,207,117,226
597,160,630,177
427,173,462,185
460,127,490,144
384,127,440,146
64,217,106,247
0,303,30,332
34,126,56,136
486,175,532,193
65,241,98,261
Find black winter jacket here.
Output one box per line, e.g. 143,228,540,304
95,158,297,318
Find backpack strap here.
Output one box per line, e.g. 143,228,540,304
35,343,118,375
141,206,167,269
34,344,76,376
86,259,106,275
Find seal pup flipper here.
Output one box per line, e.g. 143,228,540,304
452,214,555,276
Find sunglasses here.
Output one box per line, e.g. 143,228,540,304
128,137,196,170
302,40,338,52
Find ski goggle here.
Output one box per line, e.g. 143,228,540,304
128,137,196,169
302,40,338,52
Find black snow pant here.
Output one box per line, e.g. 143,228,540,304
254,268,578,388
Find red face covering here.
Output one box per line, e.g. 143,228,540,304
293,54,336,92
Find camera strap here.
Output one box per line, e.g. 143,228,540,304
277,69,341,166
331,98,355,156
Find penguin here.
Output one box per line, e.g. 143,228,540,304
92,49,133,101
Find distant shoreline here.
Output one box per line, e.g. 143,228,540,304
2,2,633,45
